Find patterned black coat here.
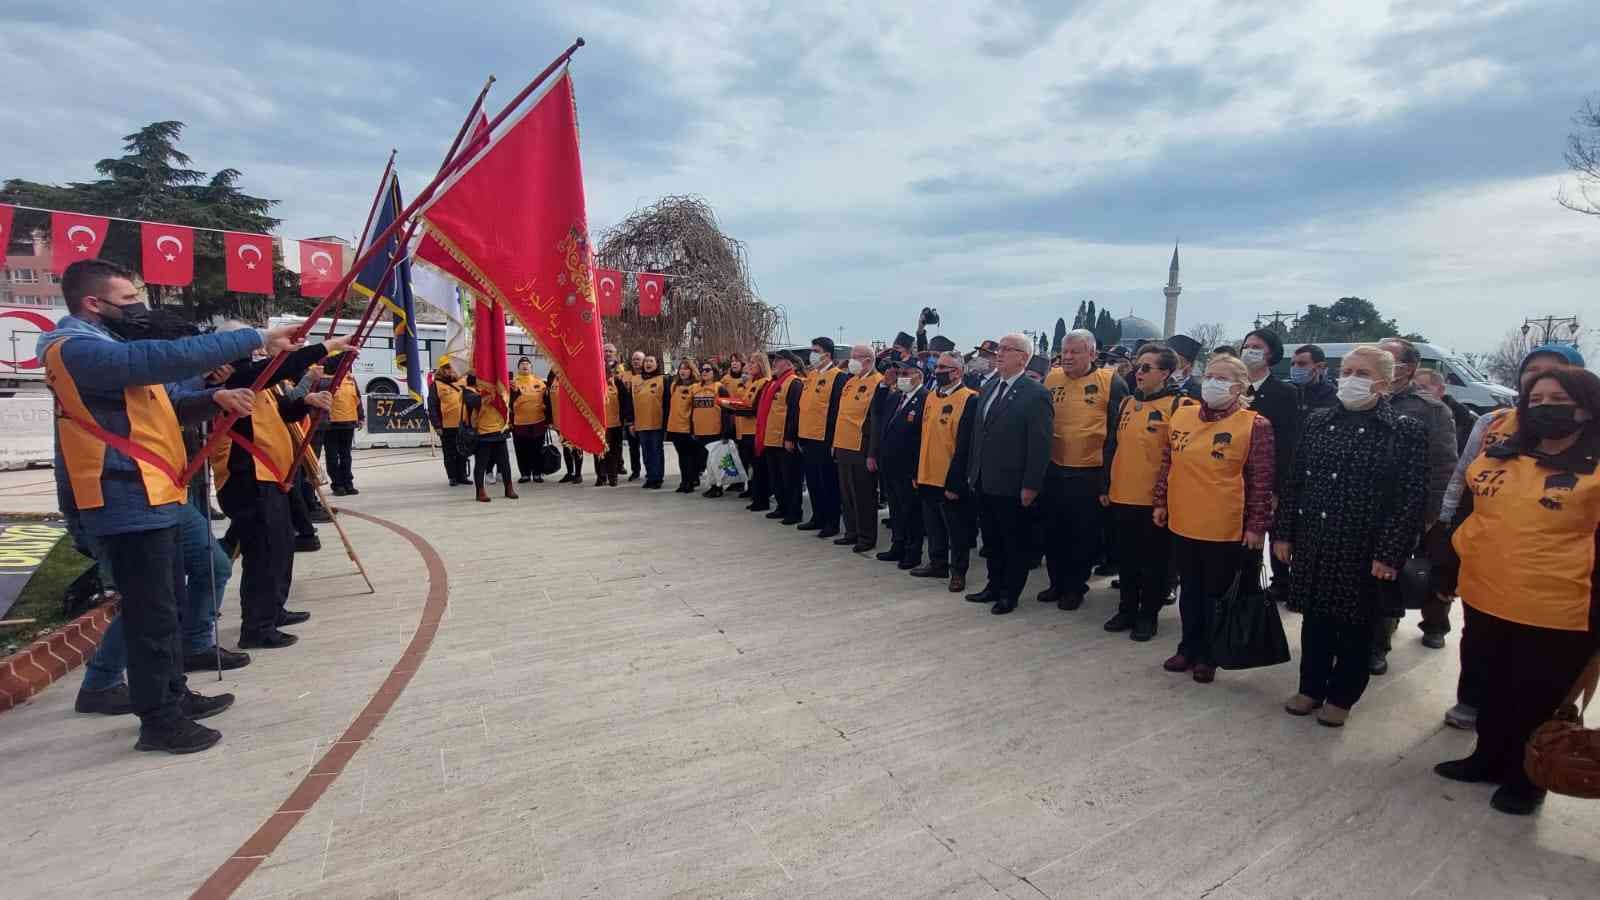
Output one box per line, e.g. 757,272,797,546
1274,400,1428,624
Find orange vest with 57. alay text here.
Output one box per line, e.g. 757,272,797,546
474,383,508,435
1110,394,1194,507
604,380,622,429
44,341,188,511
512,375,547,425
210,387,298,490
798,366,845,441
1165,405,1258,542
832,371,883,453
734,376,769,439
690,382,723,437
917,385,975,488
435,379,465,428
330,379,360,423
1480,407,1518,453
1454,453,1600,631
1044,366,1114,468
764,378,794,449
631,374,666,431
667,378,694,434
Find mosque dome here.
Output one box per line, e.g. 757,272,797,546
1116,315,1161,349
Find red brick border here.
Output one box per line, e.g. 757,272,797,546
0,600,118,714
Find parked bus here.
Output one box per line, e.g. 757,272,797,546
267,315,546,396
0,305,66,395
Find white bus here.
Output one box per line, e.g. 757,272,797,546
267,315,547,396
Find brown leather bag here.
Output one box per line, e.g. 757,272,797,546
1526,652,1600,798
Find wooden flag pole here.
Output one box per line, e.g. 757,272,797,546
296,429,376,594
325,148,397,341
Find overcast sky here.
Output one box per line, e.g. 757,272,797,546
3,0,1596,355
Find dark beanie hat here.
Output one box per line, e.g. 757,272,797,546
893,331,915,350
1026,355,1051,378
928,335,956,353
811,336,836,355
1243,328,1285,366
1167,334,1201,362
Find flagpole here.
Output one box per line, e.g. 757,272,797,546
176,42,583,486
325,148,397,341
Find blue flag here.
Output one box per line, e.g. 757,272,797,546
353,174,423,408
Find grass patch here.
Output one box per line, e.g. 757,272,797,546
1,536,93,657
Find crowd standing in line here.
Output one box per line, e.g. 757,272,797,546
38,258,1598,821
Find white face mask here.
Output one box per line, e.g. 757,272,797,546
1201,377,1237,409
1240,348,1267,369
810,351,824,367
847,358,865,375
896,377,913,392
1337,375,1379,410
967,357,992,375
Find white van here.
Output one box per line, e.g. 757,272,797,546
1299,342,1514,413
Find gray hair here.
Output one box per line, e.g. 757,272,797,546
851,343,874,357
1063,329,1097,352
999,332,1031,353
1345,345,1397,381
938,351,963,367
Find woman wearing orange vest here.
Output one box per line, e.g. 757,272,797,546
428,361,471,486
758,351,807,524
728,351,772,509
910,351,978,590
320,360,363,496
465,372,518,502
509,356,549,484
590,371,633,487
1431,367,1600,815
630,355,670,488
1106,344,1194,642
691,361,732,496
1152,355,1276,684
666,358,701,493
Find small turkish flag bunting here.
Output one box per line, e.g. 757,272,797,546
636,272,664,317
140,223,195,286
224,232,275,295
298,240,344,298
0,205,14,269
51,212,110,273
594,267,622,317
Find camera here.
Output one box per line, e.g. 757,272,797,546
920,306,940,326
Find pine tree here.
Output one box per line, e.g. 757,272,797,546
1084,301,1098,336
1073,301,1086,330
1053,317,1067,354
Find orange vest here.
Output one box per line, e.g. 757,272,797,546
330,379,360,423
917,385,975,487
832,372,883,453
720,374,741,397
474,384,507,435
1110,394,1194,507
1455,453,1599,631
604,380,622,429
631,374,666,431
512,375,547,425
798,366,844,441
667,378,694,434
735,376,769,438
210,387,298,490
44,341,187,511
1045,366,1115,468
435,379,465,428
691,382,723,437
764,378,794,449
1166,405,1258,542
1481,407,1517,453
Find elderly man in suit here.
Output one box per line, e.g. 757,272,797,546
962,332,1054,615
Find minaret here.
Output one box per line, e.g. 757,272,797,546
1162,240,1182,338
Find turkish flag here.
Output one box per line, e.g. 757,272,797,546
418,72,607,453
0,205,14,269
298,240,344,298
51,212,110,273
637,273,664,317
140,223,195,286
224,232,275,294
594,267,622,317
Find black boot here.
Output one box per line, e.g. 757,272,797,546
135,718,222,754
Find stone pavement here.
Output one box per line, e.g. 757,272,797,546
1,448,1596,898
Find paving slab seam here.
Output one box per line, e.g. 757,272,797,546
188,509,447,900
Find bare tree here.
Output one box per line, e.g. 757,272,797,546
1185,322,1230,354
1559,95,1600,216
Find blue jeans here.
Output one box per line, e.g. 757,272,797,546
81,502,231,691
639,430,665,483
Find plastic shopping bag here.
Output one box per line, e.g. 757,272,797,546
705,439,747,488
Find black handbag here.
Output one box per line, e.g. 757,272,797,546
455,416,479,457
1209,575,1292,670
539,438,562,476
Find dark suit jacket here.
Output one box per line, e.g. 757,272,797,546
877,388,926,474
965,374,1052,498
1248,374,1300,492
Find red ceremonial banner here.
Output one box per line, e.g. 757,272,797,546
0,205,14,269
472,294,510,415
224,232,275,295
139,223,195,286
298,240,344,299
636,272,664,317
594,267,622,317
51,212,110,273
419,72,607,453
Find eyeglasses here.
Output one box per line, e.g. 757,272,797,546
998,345,1029,355
700,368,714,374
1135,363,1165,374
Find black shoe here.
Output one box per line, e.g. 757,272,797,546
344,486,360,495
1421,633,1447,650
765,509,786,519
182,646,252,672
179,690,235,721
309,507,333,524
1094,563,1119,577
1163,591,1177,606
209,506,227,522
876,548,904,562
796,521,821,532
1036,588,1060,604
628,472,640,482
897,557,921,571
644,481,662,490
748,502,771,512
294,535,322,553
532,475,544,483
965,588,997,604
780,517,803,526
674,483,692,493
816,528,839,539
833,535,857,546
1109,578,1121,590
331,486,348,497
1434,757,1496,784
518,476,532,483
978,545,992,559
277,610,311,627
239,628,299,649
1131,618,1158,642
1490,785,1546,816
908,563,949,578
1103,611,1135,632
853,543,875,554
991,598,1018,615
1058,592,1085,611
1369,653,1389,676
136,718,222,754
75,684,133,716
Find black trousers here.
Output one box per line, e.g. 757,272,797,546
100,526,187,726
1461,603,1596,795
1042,469,1101,596
440,427,469,482
765,447,803,519
979,492,1033,602
883,469,923,560
740,436,769,504
512,424,547,479
1113,503,1170,621
1299,617,1374,709
800,439,840,529
288,473,316,538
323,425,356,489
626,429,642,477
226,484,294,636
837,458,877,545
475,436,512,489
921,486,973,574
563,447,584,477
670,434,702,486
594,427,624,480
1419,595,1453,637
1175,536,1244,665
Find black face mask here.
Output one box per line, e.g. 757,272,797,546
1525,404,1583,440
100,301,153,339
935,370,956,387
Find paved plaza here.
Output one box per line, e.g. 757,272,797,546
1,448,1597,899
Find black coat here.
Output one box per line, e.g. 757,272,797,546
1248,375,1301,492
964,374,1053,498
1273,401,1428,624
877,388,926,474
